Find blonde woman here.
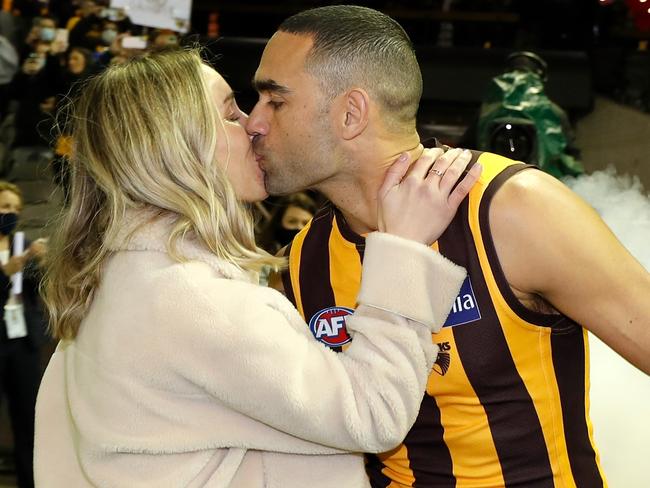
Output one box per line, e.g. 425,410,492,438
34,48,480,487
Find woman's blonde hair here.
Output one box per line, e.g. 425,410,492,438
44,48,283,340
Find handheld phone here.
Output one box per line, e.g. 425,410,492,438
54,28,69,45
121,36,147,50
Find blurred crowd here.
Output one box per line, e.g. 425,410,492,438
1,1,182,197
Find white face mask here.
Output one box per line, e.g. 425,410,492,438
40,27,55,42
102,29,118,45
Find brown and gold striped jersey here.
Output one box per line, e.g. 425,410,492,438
281,150,607,488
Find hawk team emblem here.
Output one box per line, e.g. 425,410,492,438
309,307,354,347
433,341,452,376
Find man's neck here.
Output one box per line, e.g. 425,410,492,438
317,132,423,235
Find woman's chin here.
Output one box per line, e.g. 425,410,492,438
239,187,269,203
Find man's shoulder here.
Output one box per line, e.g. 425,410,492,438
489,167,560,215
459,151,538,213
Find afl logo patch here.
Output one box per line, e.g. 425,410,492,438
309,307,354,347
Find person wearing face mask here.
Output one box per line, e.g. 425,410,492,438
68,1,121,51
0,182,48,488
101,23,118,46
258,192,318,253
94,20,130,67
17,17,57,61
39,25,55,43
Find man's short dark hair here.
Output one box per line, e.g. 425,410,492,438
279,5,422,133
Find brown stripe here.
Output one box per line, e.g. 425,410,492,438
551,328,604,487
441,196,555,487
365,455,393,488
297,206,343,352
406,395,455,487
355,242,365,263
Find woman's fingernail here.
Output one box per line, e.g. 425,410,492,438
463,149,472,155
398,152,409,162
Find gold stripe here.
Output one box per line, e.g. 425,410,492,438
330,216,362,309
379,445,415,487
288,220,313,319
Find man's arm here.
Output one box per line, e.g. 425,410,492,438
490,169,650,374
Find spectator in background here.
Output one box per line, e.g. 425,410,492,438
11,16,68,104
10,43,60,99
94,17,135,65
67,0,104,50
100,19,119,47
51,46,96,202
97,30,143,67
150,29,180,49
18,16,58,61
0,34,18,120
258,192,317,253
0,181,48,488
63,46,94,84
35,16,56,42
6,38,61,154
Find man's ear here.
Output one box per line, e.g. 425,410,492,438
337,88,370,140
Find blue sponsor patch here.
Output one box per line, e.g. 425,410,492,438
443,277,481,327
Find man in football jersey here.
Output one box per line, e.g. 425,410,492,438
246,5,650,487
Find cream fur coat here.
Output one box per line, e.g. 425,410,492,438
34,209,465,487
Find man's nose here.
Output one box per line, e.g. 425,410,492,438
246,103,268,140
